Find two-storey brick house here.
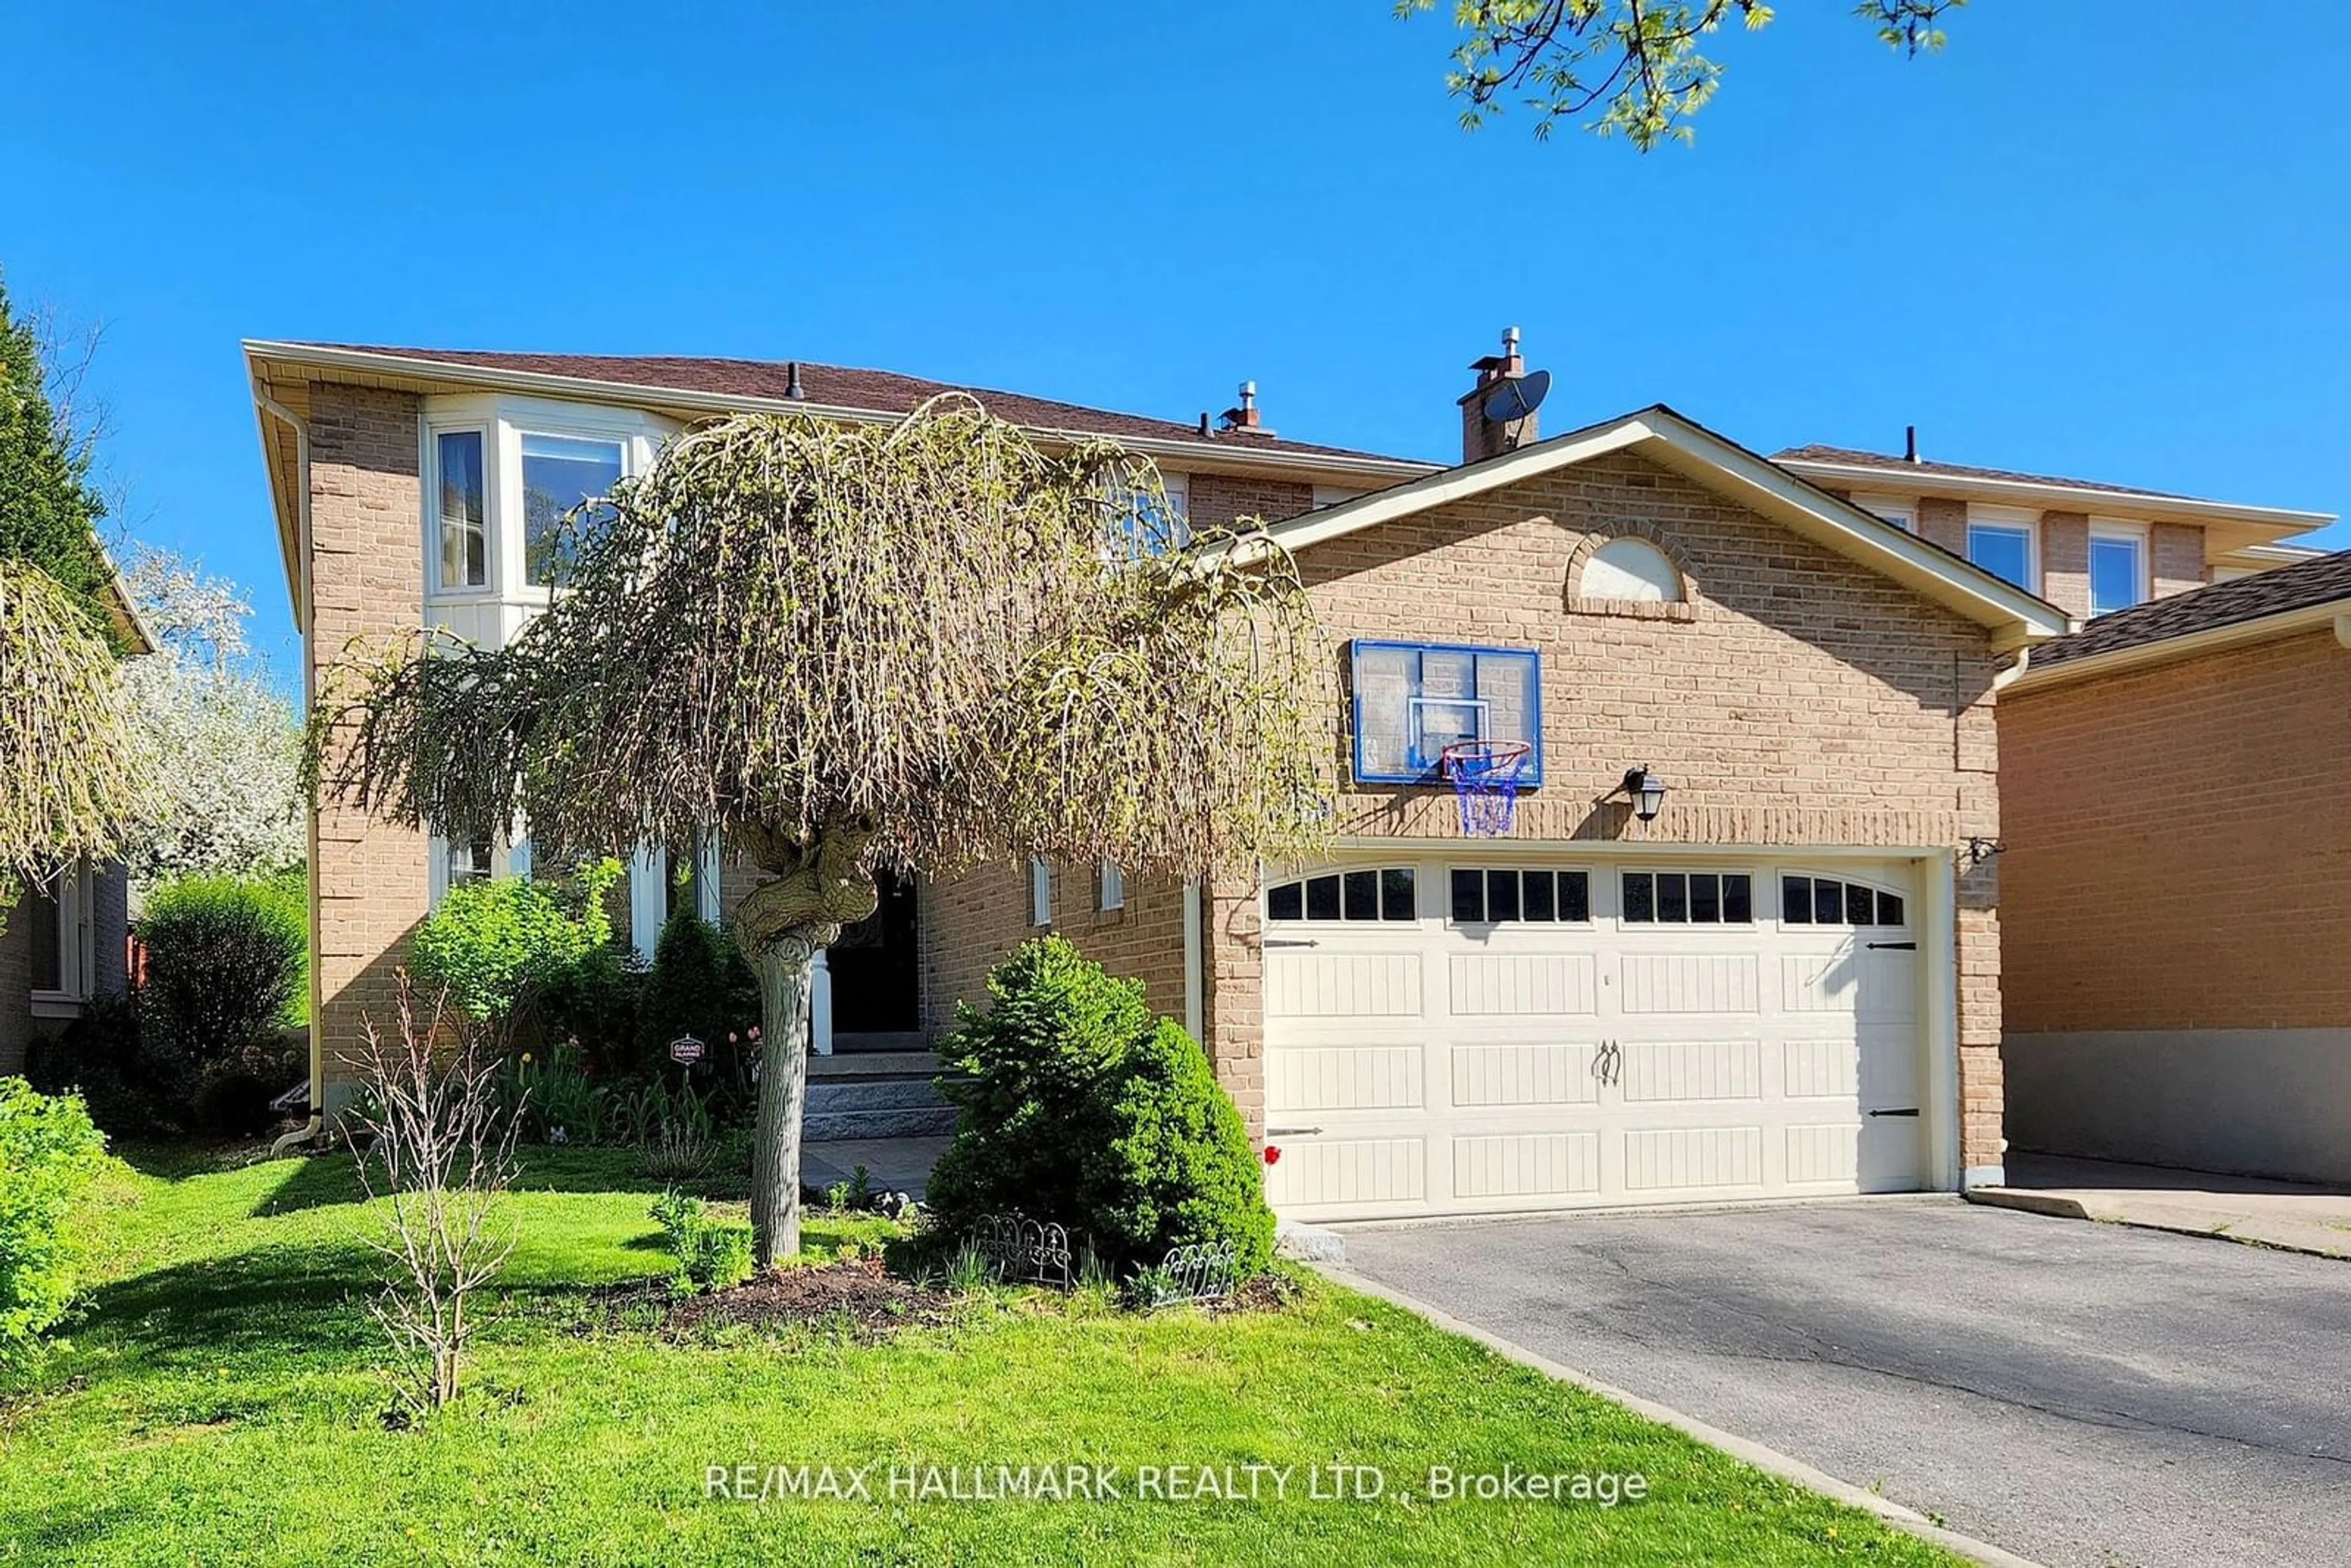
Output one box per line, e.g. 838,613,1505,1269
255,335,2099,1218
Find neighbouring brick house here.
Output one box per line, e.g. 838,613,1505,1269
0,569,149,1078
252,334,2097,1220
2000,553,2351,1184
1773,441,2329,616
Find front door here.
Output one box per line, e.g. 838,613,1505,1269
827,871,919,1035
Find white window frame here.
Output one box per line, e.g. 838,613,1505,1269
1097,861,1125,912
1964,504,2039,595
516,427,631,593
1848,492,1916,533
1030,858,1052,928
28,861,95,1013
421,395,674,626
427,425,495,596
427,832,504,908
2087,517,2151,617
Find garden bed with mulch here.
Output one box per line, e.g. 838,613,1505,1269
663,1256,961,1339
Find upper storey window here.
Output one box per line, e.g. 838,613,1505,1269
436,430,489,589
1965,506,2036,592
423,398,669,603
2088,522,2149,617
522,433,624,587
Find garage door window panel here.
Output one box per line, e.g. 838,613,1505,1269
1780,874,1907,928
1621,871,1752,925
1266,868,1417,924
1448,868,1591,926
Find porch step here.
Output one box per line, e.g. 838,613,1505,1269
806,1076,953,1114
832,1030,929,1054
809,1050,942,1079
803,1104,960,1141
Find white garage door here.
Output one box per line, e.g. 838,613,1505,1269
1259,853,1926,1221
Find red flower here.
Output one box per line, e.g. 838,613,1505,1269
1262,1145,1281,1166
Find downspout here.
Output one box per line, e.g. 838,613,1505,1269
257,386,324,1158
1182,881,1205,1043
1990,643,2032,694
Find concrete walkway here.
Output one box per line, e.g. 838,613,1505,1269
1969,1152,2351,1259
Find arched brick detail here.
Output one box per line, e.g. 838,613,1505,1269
1563,520,1700,621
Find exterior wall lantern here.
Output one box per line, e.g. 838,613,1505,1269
1620,766,1667,822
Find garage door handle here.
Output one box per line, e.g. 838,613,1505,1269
1866,941,1916,950
1262,939,1320,949
1267,1125,1323,1136
1868,1108,1921,1117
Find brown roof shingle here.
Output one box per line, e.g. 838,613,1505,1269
2032,549,2351,669
305,344,1427,466
1772,443,2192,501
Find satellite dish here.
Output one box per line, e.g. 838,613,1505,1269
1482,368,1551,426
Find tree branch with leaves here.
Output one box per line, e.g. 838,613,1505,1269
312,400,1334,1266
1400,0,1965,148
0,558,150,931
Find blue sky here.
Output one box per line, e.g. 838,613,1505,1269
8,4,2347,675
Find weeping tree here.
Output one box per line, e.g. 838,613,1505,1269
0,558,149,930
313,401,1332,1265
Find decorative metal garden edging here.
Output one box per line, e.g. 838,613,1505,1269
1139,1240,1239,1310
966,1213,1078,1288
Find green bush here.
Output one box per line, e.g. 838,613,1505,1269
0,1078,110,1364
926,937,1275,1278
537,940,647,1076
408,859,620,1028
1082,1019,1274,1277
650,1190,753,1293
634,911,762,1096
23,988,173,1136
138,873,308,1070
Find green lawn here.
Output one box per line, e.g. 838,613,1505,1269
0,1144,1962,1566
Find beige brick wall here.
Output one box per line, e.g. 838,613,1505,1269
2001,628,2351,1031
919,861,1191,1041
2152,522,2207,599
2041,511,2089,620
309,383,432,1092
1191,449,2009,1167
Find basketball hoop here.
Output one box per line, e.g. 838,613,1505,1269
1441,740,1532,837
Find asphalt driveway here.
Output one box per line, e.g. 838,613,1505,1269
1337,1199,2351,1568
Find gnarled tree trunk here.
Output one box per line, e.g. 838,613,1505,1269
736,822,879,1269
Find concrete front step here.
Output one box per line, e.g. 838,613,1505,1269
803,1104,959,1141
806,1076,953,1114
809,1050,942,1079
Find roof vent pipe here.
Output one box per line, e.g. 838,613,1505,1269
1904,424,1919,463
785,361,807,400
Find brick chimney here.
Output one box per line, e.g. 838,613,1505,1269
1459,326,1539,463
1218,380,1273,437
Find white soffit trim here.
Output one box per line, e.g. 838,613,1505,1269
1250,407,2069,648
1776,456,2334,535
2006,598,2351,694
